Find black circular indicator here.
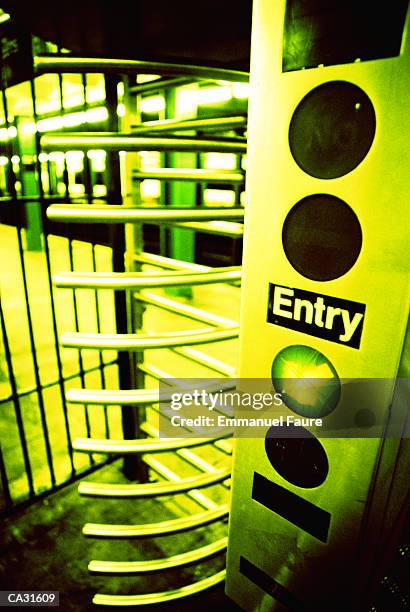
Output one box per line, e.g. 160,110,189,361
354,408,376,428
271,345,341,418
289,81,376,179
282,194,362,281
265,425,329,488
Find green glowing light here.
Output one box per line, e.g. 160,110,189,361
271,344,341,417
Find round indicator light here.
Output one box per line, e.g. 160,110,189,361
271,345,341,418
265,425,329,488
354,408,376,428
289,80,376,179
282,194,362,281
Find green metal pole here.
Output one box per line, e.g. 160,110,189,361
16,116,43,251
164,87,196,298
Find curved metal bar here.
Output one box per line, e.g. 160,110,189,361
92,570,226,606
66,387,159,405
131,115,247,133
129,77,196,95
133,168,244,183
134,252,210,271
83,504,229,537
171,220,244,237
34,55,249,82
40,133,247,153
46,205,245,223
78,466,230,497
172,346,237,377
138,290,238,328
60,326,239,350
53,267,241,289
142,453,224,511
66,377,236,405
140,423,231,494
73,432,232,454
88,536,227,574
214,439,233,455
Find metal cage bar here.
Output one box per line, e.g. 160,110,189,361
82,504,229,537
52,267,241,289
134,252,210,271
66,376,235,404
60,326,239,350
142,445,228,510
132,168,244,183
131,115,247,133
139,290,238,328
34,55,249,82
78,466,230,497
72,432,231,454
46,205,245,223
141,422,231,493
88,536,227,574
40,133,247,153
91,570,226,607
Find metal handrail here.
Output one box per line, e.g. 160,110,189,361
132,168,244,183
73,433,231,454
83,504,229,537
88,537,228,574
40,133,247,153
53,267,241,289
92,570,226,605
46,205,245,223
60,326,239,350
131,115,247,133
34,55,249,82
78,466,230,497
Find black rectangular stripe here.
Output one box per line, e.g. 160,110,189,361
252,472,330,542
239,556,308,611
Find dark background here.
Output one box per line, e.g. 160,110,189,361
1,0,253,69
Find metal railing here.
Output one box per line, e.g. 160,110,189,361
0,72,118,517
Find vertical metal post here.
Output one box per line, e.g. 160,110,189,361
0,443,12,511
15,116,43,251
56,71,93,465
164,87,196,298
27,76,75,476
0,297,35,500
104,75,146,481
83,72,110,440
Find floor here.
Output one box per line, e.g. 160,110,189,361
0,461,241,611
